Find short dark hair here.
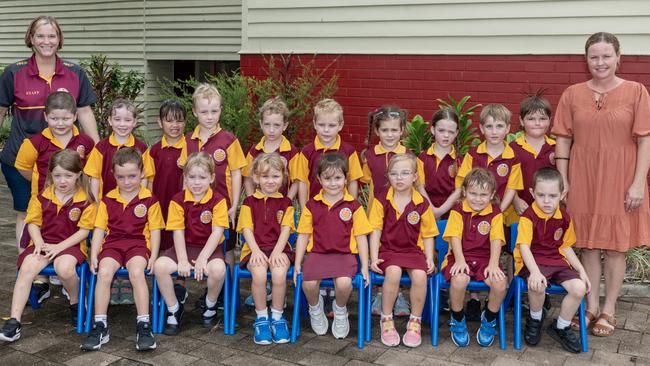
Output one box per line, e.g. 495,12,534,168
45,91,76,114
159,99,186,122
317,152,348,178
532,167,564,192
112,147,143,171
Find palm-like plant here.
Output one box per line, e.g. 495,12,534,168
436,95,481,156
403,114,432,156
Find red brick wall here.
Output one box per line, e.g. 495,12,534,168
240,54,650,185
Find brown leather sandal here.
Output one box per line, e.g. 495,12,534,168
570,310,596,331
592,313,617,337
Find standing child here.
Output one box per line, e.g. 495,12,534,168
455,104,522,320
514,167,590,353
369,154,436,348
417,107,461,219
243,97,299,199
294,152,371,339
237,153,295,345
0,150,96,342
154,152,229,334
81,148,164,351
442,168,508,347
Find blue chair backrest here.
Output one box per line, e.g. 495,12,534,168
509,223,518,253
435,220,448,268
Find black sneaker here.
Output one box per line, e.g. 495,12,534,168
135,321,156,351
546,322,580,353
163,303,184,336
81,322,110,351
439,290,450,313
543,294,552,312
69,304,79,327
33,281,51,304
524,314,543,346
201,294,218,328
0,318,21,342
466,299,481,322
195,290,224,311
174,283,188,305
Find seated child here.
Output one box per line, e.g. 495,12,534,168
442,167,507,347
294,152,371,339
237,153,295,345
82,148,164,351
514,167,590,353
369,153,436,348
0,150,96,342
154,152,229,334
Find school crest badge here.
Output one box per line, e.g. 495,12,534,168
133,203,147,218
448,162,458,178
68,207,81,222
276,210,284,224
213,149,226,163
200,210,212,224
554,228,563,241
496,163,509,177
339,207,352,222
76,145,86,159
477,220,491,235
549,152,556,165
407,211,420,225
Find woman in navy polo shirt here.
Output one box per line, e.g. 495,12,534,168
0,15,98,250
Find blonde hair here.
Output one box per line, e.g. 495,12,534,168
479,104,511,125
386,153,420,189
251,153,288,188
192,83,222,107
25,15,63,50
313,98,343,123
45,150,94,204
460,168,498,204
184,152,215,177
260,97,289,122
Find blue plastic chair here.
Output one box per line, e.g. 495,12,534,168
25,261,89,334
431,220,507,349
505,223,588,352
154,230,231,334
227,232,298,336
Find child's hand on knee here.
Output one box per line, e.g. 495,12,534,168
484,264,505,282
579,270,591,294
269,251,288,268
426,259,436,275
178,260,192,277
250,249,268,267
90,255,98,274
42,243,62,261
193,257,208,281
370,258,383,274
527,271,547,292
450,261,469,276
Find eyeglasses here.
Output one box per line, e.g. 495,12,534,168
388,170,414,179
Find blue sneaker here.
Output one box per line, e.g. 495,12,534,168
271,317,290,344
253,317,273,345
449,316,470,347
476,311,497,347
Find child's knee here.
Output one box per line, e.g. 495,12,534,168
97,265,116,281
410,270,427,288
153,257,173,274
271,268,287,283
207,260,226,278
334,277,352,290
55,264,77,280
565,280,586,298
450,274,470,288
490,279,507,293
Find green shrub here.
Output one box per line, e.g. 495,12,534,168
437,95,481,156
403,114,432,156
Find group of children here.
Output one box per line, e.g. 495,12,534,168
0,83,590,354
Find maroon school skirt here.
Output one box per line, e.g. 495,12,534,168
301,252,358,281
378,249,428,272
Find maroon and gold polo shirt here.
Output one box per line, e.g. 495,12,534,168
368,187,438,252
296,135,363,199
15,126,94,195
455,141,523,199
236,190,295,260
83,133,152,198
143,136,185,217
509,135,556,205
242,136,299,196
513,202,576,274
0,54,96,166
166,188,229,248
94,187,165,250
441,201,505,267
180,126,246,206
417,144,459,208
296,190,372,254
24,186,96,255
361,144,408,209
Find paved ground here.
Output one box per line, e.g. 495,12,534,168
0,176,649,366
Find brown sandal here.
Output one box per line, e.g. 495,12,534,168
570,310,596,331
592,313,617,337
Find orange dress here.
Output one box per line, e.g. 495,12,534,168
552,80,650,252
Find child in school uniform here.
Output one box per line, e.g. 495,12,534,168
514,167,590,353
81,148,164,352
154,152,229,334
243,97,299,199
442,168,508,348
0,150,96,342
369,154,436,347
237,153,295,345
294,152,371,339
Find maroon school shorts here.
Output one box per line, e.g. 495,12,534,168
240,246,294,269
98,242,149,267
17,244,85,269
162,244,224,264
442,256,495,282
301,252,358,281
519,264,580,285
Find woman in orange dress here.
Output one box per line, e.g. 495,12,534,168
552,32,650,337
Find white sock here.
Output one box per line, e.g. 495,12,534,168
409,314,421,322
319,289,327,296
205,296,217,309
136,314,150,324
380,312,392,321
168,302,179,314
556,316,571,329
256,308,268,319
94,315,107,327
530,308,543,321
271,307,283,321
309,297,323,314
333,300,347,315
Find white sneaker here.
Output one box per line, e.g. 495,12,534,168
308,297,328,335
394,292,411,317
331,301,350,339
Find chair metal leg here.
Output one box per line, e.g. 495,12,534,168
498,300,507,350
356,276,365,349
224,264,231,335
431,275,441,346
152,276,159,334
156,277,166,334
77,263,88,333
85,273,97,333
290,273,302,343
229,266,240,336
513,277,523,350
365,275,373,343
579,298,588,352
